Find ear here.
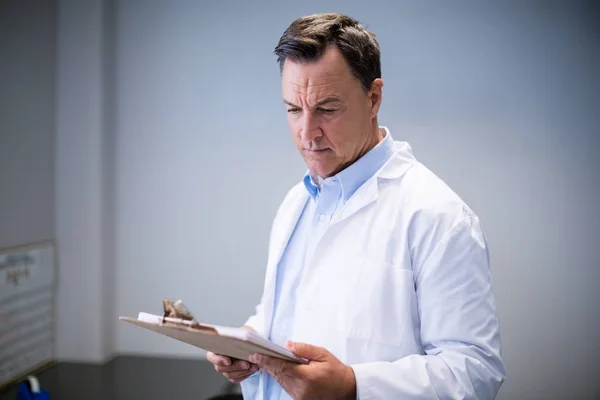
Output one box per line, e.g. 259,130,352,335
368,78,384,118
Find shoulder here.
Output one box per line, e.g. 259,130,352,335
380,153,476,221
382,157,485,268
378,140,475,226
400,160,476,221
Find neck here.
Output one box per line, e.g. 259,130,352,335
362,121,384,157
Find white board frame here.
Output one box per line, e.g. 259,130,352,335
0,240,57,389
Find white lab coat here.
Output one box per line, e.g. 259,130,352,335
242,140,506,399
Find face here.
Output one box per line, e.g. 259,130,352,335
281,46,383,178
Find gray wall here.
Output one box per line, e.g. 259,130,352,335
112,1,600,399
55,0,115,363
0,0,56,249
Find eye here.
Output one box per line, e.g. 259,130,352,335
320,108,336,114
287,108,301,114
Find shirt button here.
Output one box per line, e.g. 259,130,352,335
319,214,327,221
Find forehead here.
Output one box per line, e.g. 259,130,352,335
281,47,358,100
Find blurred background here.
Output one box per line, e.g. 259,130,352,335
1,0,599,398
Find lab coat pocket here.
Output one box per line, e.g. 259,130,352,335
335,255,414,347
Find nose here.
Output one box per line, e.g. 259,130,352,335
300,111,322,143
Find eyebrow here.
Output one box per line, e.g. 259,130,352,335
283,97,343,108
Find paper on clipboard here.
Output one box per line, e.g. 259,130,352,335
119,313,308,364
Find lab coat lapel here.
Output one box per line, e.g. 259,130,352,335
333,143,416,224
270,191,308,270
332,177,379,224
263,188,308,333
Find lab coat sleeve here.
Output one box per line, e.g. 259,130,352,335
240,277,267,397
351,215,506,399
241,299,265,399
240,248,269,398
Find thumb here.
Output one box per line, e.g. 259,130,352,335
286,341,328,361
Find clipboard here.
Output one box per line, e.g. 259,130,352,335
119,313,308,364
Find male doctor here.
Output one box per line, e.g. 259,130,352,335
207,13,506,399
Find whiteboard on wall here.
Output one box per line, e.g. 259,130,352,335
0,241,56,388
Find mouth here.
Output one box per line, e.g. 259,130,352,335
304,148,330,154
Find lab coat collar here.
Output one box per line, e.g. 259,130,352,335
377,140,416,180
333,135,416,223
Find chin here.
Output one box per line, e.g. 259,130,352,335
307,161,337,178
314,168,335,178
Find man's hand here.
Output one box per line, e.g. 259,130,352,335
249,340,357,400
206,325,259,383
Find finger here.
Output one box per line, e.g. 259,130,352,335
249,353,288,375
286,341,328,362
223,366,259,380
226,371,255,384
227,376,248,384
215,360,256,373
206,352,232,367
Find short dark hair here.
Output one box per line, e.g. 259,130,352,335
274,13,381,93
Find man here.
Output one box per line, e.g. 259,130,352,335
207,13,506,399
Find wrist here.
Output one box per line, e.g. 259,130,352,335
342,365,357,400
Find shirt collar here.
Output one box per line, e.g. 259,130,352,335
303,126,396,203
